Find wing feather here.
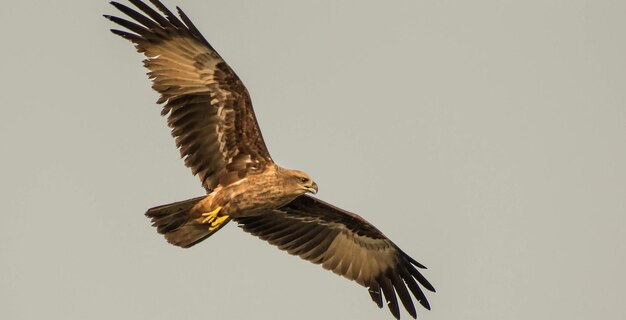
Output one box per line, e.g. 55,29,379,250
381,277,400,320
391,271,417,319
369,280,384,308
106,0,272,191
236,195,434,319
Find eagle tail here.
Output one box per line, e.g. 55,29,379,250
145,196,231,248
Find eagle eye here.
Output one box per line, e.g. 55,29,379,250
301,177,309,183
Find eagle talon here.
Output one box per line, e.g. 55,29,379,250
200,206,227,231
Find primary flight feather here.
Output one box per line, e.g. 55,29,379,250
105,0,435,318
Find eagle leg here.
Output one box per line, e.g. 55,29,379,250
199,206,228,232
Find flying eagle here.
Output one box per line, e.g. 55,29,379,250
105,0,435,318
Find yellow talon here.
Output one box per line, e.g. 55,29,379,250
200,206,228,231
208,215,228,232
201,206,222,224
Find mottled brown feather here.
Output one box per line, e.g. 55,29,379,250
107,0,272,192
236,195,434,319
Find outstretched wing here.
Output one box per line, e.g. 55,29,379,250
235,195,435,320
105,0,272,191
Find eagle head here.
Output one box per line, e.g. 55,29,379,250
283,169,318,195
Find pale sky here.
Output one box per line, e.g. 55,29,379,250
1,1,625,319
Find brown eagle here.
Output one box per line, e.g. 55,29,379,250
105,0,435,318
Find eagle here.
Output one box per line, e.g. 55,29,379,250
105,0,435,318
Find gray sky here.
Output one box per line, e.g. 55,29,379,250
1,0,625,319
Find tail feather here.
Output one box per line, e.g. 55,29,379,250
145,196,231,248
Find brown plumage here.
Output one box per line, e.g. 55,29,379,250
105,1,434,319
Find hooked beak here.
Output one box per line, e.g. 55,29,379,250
305,181,318,194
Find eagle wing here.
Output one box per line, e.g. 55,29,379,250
106,0,272,191
235,195,435,320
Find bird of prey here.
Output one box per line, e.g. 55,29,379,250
105,0,435,318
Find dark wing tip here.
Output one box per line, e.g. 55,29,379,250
110,29,139,40
147,0,185,28
175,5,215,50
391,272,417,319
368,282,383,308
381,277,401,320
396,247,427,269
407,255,427,269
367,246,434,318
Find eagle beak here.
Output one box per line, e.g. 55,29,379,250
306,182,318,194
